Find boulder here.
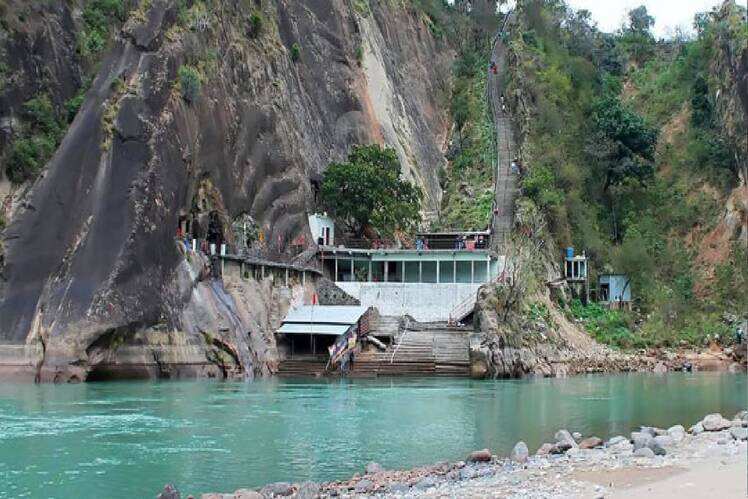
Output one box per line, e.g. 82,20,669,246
414,477,438,490
466,449,492,463
691,422,705,435
649,442,667,456
234,490,263,499
158,485,181,499
554,429,579,449
536,443,554,456
631,432,653,451
551,441,572,454
653,362,668,374
733,410,748,422
510,441,529,463
364,462,384,475
572,432,582,441
640,427,658,438
667,425,686,442
730,426,748,441
606,436,633,453
653,435,674,447
633,447,655,458
388,483,410,494
459,466,478,480
294,482,319,499
353,479,374,494
579,437,603,449
703,414,732,431
259,482,293,497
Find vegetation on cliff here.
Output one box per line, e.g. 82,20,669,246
506,0,747,347
321,145,422,238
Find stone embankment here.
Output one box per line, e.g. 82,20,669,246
163,410,747,498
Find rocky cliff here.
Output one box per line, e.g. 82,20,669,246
0,0,453,381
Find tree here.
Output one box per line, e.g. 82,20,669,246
320,145,422,238
627,6,654,34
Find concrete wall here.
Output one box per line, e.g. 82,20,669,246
336,282,482,322
308,213,335,246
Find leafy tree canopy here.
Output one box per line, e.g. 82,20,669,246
320,145,422,238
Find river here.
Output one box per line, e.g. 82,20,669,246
0,373,745,498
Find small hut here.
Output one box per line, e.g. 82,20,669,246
598,274,631,309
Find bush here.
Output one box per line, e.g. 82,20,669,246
355,46,363,66
248,12,263,38
77,0,124,57
290,42,301,62
569,299,646,349
178,65,202,103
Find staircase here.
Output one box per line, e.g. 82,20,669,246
369,315,402,337
352,329,470,377
276,356,328,377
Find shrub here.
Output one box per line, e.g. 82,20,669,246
248,12,263,38
355,46,364,66
290,42,301,62
178,65,202,103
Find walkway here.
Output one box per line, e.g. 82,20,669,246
488,13,518,251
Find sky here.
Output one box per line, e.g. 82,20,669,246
562,0,727,37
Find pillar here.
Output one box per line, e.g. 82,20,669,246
453,260,457,284
302,270,306,286
418,261,422,283
368,261,372,282
436,259,440,283
334,259,338,281
471,260,475,284
285,267,289,286
261,265,265,279
350,259,354,282
384,262,389,282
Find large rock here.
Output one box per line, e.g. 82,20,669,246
466,449,492,463
649,441,667,456
579,437,603,449
653,435,674,447
510,441,529,463
633,447,655,458
554,429,579,449
631,432,653,451
734,410,748,422
415,477,438,490
702,413,732,431
730,426,748,441
667,425,686,442
691,422,705,435
354,479,374,494
606,436,633,453
653,362,668,374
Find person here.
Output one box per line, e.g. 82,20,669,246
510,158,519,174
423,238,429,250
736,326,745,345
415,237,423,251
454,234,462,250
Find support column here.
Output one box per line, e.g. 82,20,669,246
453,260,457,284
486,258,490,283
302,271,306,286
384,262,389,282
418,261,422,283
285,267,289,286
368,261,372,282
350,259,354,282
471,260,475,284
261,265,265,279
241,262,244,279
436,260,440,283
402,262,406,282
334,259,338,281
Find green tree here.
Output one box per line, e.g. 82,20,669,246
320,145,422,237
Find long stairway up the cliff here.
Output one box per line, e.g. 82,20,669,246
488,16,518,251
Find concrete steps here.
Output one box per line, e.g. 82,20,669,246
276,359,327,377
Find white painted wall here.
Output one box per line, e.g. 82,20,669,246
336,282,482,322
308,213,335,246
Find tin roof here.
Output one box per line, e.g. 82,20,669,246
277,305,369,335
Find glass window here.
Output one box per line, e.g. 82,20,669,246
353,260,369,282
404,261,420,283
473,260,488,283
456,261,472,283
439,260,455,283
421,261,437,283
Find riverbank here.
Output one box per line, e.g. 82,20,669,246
195,410,747,498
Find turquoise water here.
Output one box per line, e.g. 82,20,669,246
0,373,745,498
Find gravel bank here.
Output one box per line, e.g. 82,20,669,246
162,411,747,499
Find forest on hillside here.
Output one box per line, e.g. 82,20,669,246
503,0,747,347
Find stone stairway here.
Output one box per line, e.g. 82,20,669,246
353,329,470,377
369,315,402,337
276,356,328,377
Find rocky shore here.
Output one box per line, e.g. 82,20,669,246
160,410,747,499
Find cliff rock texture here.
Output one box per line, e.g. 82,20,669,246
0,0,452,381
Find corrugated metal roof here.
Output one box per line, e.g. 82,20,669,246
277,323,350,335
281,306,368,325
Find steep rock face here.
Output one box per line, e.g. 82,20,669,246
0,0,452,381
